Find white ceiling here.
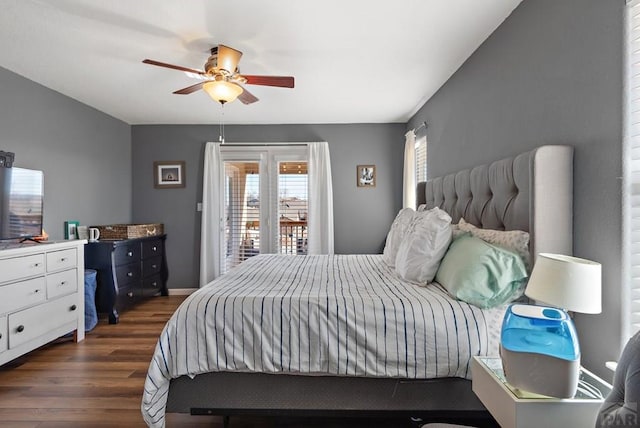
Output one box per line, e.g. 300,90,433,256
0,0,522,125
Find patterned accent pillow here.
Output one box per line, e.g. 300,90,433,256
458,218,531,271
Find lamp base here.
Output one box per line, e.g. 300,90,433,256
500,345,580,398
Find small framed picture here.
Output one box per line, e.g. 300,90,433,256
64,220,80,240
356,165,376,188
154,161,186,189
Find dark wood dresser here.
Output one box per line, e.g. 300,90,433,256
84,235,168,324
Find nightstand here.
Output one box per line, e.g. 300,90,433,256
471,356,611,428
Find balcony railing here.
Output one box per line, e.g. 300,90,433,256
243,218,307,256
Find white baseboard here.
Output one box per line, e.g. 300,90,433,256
167,288,197,296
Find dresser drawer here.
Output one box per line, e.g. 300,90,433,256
0,316,7,354
113,243,140,266
0,277,46,315
46,248,77,273
140,274,163,297
46,269,78,299
115,262,141,287
116,285,136,309
142,256,162,277
142,238,163,259
0,254,45,284
8,293,79,349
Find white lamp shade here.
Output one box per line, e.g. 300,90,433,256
525,253,602,314
203,80,243,104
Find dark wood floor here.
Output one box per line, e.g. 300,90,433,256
0,296,497,428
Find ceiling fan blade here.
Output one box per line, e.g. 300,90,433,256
173,81,206,95
217,44,243,74
142,59,206,75
242,75,295,88
238,86,259,105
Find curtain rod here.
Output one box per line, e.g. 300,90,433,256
219,142,310,147
414,121,428,133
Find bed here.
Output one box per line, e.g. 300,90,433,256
141,145,573,427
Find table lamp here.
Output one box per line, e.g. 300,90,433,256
500,253,602,398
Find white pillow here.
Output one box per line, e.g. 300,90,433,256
395,207,452,284
458,218,531,271
382,208,415,267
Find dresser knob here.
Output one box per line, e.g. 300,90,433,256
70,304,77,311
34,289,40,293
151,264,157,269
60,281,67,287
127,291,134,298
16,325,24,333
0,333,2,339
151,281,157,287
152,246,157,251
33,263,41,268
127,251,133,257
60,257,67,262
127,272,133,277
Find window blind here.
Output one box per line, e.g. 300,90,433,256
223,161,261,274
415,134,427,183
626,0,640,336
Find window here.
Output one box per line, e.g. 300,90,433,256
624,0,640,338
415,134,427,183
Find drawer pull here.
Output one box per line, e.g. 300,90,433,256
33,263,41,268
0,333,2,339
151,264,157,269
33,289,40,294
127,291,134,298
127,272,134,277
60,257,67,262
151,281,158,287
127,251,133,257
16,325,24,333
70,304,77,311
59,281,67,287
152,246,157,251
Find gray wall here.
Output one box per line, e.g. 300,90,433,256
131,124,404,289
408,0,624,378
0,66,131,240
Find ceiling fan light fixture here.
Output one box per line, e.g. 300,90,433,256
203,80,243,104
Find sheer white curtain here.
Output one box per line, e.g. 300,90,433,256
199,142,223,286
403,130,416,209
307,142,334,254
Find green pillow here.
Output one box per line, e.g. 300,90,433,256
434,234,528,309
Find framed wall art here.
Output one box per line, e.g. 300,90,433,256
154,161,186,189
64,220,79,240
356,164,376,188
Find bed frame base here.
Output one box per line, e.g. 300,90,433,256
168,372,493,425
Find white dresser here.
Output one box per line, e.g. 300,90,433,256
0,240,86,366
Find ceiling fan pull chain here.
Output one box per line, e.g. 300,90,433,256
219,105,225,144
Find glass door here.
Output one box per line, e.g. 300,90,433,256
276,160,308,255
219,146,308,274
222,158,262,274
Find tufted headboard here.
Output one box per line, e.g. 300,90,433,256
416,145,573,262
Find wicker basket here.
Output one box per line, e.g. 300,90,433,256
92,223,164,240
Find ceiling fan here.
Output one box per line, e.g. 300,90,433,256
143,44,295,105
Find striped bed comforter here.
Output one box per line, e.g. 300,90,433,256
142,254,505,427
